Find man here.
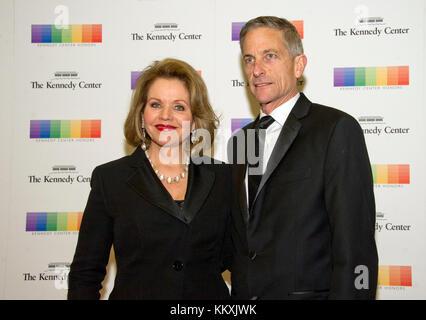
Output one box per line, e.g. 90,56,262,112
228,16,378,299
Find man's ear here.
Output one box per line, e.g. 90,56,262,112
294,54,307,78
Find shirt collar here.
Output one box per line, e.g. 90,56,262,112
259,92,300,127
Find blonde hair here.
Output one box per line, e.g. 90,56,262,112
124,58,218,152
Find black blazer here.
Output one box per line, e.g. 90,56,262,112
228,93,378,300
68,146,232,300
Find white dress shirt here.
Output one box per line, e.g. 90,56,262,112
258,92,300,174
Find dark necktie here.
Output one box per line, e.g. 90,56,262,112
248,115,275,212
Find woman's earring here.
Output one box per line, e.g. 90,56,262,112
190,129,199,144
141,118,147,150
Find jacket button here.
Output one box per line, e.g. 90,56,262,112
172,260,184,271
249,251,257,260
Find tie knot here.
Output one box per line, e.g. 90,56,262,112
256,115,275,130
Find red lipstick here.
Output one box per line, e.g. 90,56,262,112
155,124,176,131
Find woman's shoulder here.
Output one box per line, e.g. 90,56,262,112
91,153,135,177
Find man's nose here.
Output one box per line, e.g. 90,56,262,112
253,61,265,77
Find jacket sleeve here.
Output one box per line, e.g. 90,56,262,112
324,114,378,299
67,166,113,300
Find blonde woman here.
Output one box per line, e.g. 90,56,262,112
68,59,232,300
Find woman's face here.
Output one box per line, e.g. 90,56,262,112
143,77,193,151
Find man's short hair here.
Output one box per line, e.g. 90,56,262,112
239,16,304,59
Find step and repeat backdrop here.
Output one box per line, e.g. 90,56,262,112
0,0,425,299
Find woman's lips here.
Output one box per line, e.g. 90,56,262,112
155,124,177,131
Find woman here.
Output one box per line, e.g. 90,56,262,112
68,58,232,299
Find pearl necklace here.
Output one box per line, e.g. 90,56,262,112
145,150,189,184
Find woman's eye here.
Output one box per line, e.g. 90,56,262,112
174,105,185,111
150,102,160,108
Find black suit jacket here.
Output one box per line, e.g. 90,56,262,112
68,146,232,300
228,93,378,299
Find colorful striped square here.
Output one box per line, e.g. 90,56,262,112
372,164,410,184
231,118,253,134
232,20,304,41
26,212,83,231
31,24,102,43
30,120,101,139
334,66,409,87
378,266,412,286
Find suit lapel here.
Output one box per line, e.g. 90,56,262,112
126,147,215,224
181,160,215,223
126,147,184,222
254,93,311,205
255,113,301,200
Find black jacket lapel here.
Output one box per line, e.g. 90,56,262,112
126,147,215,224
182,159,215,223
126,146,186,223
254,93,311,204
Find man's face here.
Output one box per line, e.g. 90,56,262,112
242,27,305,113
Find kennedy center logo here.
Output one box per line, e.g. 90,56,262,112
131,23,203,42
26,212,83,232
30,71,103,90
334,66,409,88
32,24,102,44
334,16,410,38
378,266,412,287
372,164,410,185
358,116,410,137
30,120,101,140
28,165,91,185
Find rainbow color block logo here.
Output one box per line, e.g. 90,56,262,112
232,20,304,41
231,118,253,134
26,212,83,232
31,24,102,43
334,66,409,87
372,164,410,184
378,266,412,287
30,120,101,139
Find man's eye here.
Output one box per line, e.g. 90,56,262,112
266,53,275,59
245,57,254,63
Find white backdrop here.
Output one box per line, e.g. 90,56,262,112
0,0,425,299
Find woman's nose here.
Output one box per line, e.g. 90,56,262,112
159,105,172,120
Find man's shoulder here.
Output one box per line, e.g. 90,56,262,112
297,92,353,121
306,102,363,137
308,101,358,124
